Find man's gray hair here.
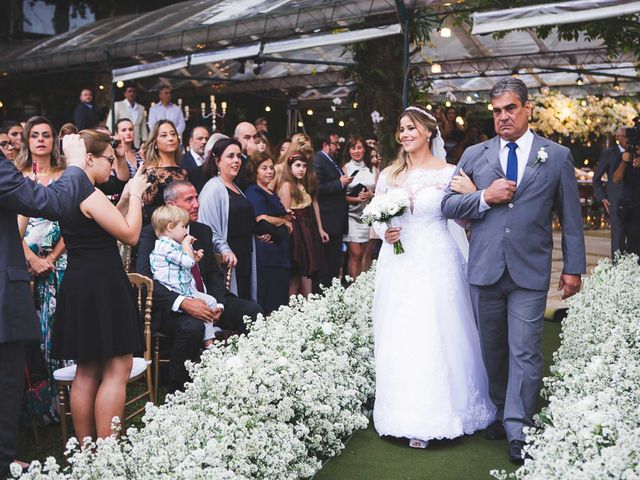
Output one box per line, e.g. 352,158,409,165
490,78,529,106
163,180,194,203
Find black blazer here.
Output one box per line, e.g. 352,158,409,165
182,152,208,193
593,146,624,206
136,222,230,331
73,103,100,131
0,157,94,343
313,150,348,236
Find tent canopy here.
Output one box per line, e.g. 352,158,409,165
1,0,638,99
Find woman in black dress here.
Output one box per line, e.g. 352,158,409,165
141,120,188,225
198,139,272,302
52,130,149,440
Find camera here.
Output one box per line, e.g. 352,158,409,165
625,117,640,153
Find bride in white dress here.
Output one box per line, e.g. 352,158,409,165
372,106,495,447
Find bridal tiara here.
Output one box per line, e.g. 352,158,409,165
405,106,437,122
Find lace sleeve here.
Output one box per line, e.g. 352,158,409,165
372,170,390,239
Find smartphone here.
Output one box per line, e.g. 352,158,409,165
350,169,360,178
59,138,64,152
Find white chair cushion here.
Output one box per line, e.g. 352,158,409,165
53,357,148,382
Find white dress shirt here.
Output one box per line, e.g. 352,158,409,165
191,151,205,167
480,129,534,211
148,102,186,138
126,100,140,124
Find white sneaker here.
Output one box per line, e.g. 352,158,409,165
409,438,429,449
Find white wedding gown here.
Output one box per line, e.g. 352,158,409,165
372,166,495,441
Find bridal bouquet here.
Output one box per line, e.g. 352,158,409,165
362,190,410,254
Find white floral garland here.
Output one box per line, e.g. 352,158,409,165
530,91,637,142
492,254,640,479
13,270,376,480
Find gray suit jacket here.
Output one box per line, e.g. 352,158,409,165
593,146,624,206
0,157,94,343
442,132,586,291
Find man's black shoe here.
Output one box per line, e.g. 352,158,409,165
509,440,526,465
484,420,506,440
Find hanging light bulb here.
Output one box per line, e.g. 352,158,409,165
297,121,304,128
440,27,452,38
265,105,271,112
426,104,433,110
338,120,345,127
487,104,494,111
352,102,358,109
511,69,519,78
431,63,442,74
445,100,451,107
455,116,464,126
306,109,314,116
576,76,584,86
116,80,124,88
612,78,622,91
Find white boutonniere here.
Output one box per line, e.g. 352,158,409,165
535,146,548,166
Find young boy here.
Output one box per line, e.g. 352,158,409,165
150,205,223,349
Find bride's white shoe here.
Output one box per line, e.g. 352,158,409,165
409,438,429,449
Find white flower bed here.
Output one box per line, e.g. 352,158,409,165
14,270,376,479
493,255,640,480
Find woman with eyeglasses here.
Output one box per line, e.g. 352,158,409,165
0,130,16,162
141,120,188,225
15,116,72,422
52,129,149,440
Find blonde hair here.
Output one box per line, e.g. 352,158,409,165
79,129,111,156
387,108,438,185
151,205,189,237
143,120,183,167
277,133,312,165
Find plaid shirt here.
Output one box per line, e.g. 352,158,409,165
150,236,196,297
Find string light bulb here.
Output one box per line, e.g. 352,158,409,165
116,80,124,88
431,63,442,74
440,27,452,38
265,105,271,112
576,76,584,86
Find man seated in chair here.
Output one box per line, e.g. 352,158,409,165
136,180,263,392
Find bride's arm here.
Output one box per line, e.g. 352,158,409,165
449,168,477,194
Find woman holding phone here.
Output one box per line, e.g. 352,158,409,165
342,135,376,279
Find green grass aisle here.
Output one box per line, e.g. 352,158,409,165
315,320,562,480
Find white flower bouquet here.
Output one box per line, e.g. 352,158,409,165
362,190,410,255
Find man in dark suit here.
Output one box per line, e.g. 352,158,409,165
233,122,258,191
136,180,262,392
0,136,93,478
593,127,628,256
73,88,100,131
182,126,210,193
314,131,352,288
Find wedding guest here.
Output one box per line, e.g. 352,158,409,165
136,180,260,392
0,130,16,162
141,120,188,225
313,131,351,287
52,129,149,441
114,118,144,176
5,121,24,151
15,116,69,420
0,133,93,480
255,132,272,155
199,138,258,301
245,152,292,313
255,117,269,136
58,123,78,140
182,126,210,192
233,122,259,190
147,87,186,139
150,205,223,350
73,88,100,131
278,151,329,296
594,127,628,256
107,84,148,148
275,137,291,161
342,135,376,279
442,106,466,163
273,133,313,191
612,133,640,257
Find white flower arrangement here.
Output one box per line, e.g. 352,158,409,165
371,111,384,124
530,91,636,142
492,254,640,480
362,190,410,254
534,147,548,166
13,270,377,480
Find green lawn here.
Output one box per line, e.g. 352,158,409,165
315,320,562,480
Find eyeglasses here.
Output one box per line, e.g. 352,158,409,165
0,141,13,149
95,155,115,165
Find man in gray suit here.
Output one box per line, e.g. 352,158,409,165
442,78,586,465
0,136,93,478
593,127,628,256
